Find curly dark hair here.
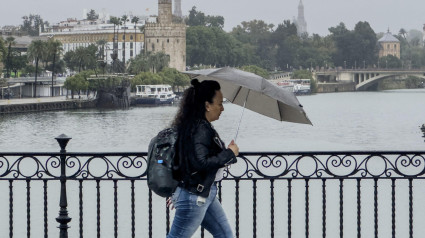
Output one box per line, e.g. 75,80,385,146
172,79,221,130
171,79,221,177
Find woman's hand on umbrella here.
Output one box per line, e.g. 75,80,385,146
228,140,239,156
167,197,174,210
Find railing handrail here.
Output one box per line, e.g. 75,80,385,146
1,150,424,156
0,134,424,238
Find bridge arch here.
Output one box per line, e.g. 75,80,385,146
356,72,425,91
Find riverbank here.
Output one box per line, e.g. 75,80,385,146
0,96,96,114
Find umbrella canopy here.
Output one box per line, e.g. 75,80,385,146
184,67,312,125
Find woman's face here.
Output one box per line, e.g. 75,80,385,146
205,90,224,122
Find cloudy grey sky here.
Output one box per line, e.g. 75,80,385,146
0,0,423,36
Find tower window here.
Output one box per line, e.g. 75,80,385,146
130,35,133,40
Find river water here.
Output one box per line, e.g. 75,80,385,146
1,89,424,152
0,89,424,238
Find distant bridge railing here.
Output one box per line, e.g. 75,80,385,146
1,135,425,238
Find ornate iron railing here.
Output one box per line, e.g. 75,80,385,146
0,136,424,237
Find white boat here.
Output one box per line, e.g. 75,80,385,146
277,79,311,95
133,84,176,105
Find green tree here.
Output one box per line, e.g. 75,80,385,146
64,45,98,73
27,40,46,97
86,9,99,20
131,16,140,56
273,20,299,70
128,51,151,74
185,6,224,29
187,26,252,67
231,20,275,70
132,71,163,87
4,37,16,78
379,55,402,69
109,16,122,69
240,65,269,78
352,21,377,68
46,39,63,96
64,74,88,99
21,14,49,36
121,15,129,66
128,51,170,74
328,21,377,68
186,6,206,27
157,67,190,91
9,55,27,77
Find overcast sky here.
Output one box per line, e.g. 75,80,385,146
0,0,424,36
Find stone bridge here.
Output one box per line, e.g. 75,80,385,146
315,69,425,90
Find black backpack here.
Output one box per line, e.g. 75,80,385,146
146,128,179,197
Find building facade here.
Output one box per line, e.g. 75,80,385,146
378,30,400,59
40,16,146,65
295,0,307,35
144,0,186,71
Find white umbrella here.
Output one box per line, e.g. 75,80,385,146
184,67,312,139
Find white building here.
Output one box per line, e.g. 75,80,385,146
40,13,147,65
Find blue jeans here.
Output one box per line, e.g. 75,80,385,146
167,183,233,238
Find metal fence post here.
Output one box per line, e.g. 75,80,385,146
420,124,425,142
55,134,72,238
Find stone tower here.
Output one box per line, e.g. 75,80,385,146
144,0,186,71
296,0,307,35
158,0,172,24
174,0,182,18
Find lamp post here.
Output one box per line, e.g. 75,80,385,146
363,60,365,69
55,134,72,238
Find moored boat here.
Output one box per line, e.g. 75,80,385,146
132,84,176,105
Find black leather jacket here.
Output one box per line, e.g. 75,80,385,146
177,119,237,197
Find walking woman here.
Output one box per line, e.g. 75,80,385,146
167,79,239,238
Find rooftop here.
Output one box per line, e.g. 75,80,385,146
378,31,399,42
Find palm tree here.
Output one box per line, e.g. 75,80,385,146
75,47,88,73
109,16,121,72
46,39,62,96
27,40,46,97
5,37,16,78
131,16,140,57
121,15,129,67
96,39,108,74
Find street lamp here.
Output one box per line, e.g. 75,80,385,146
363,60,365,69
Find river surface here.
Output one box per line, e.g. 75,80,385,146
1,89,424,152
0,89,424,238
